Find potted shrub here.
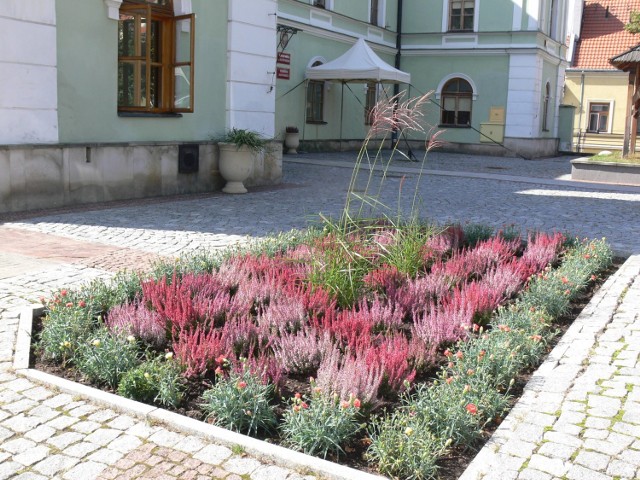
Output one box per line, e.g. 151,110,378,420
284,126,300,154
218,128,267,194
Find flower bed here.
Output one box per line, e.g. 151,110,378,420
36,222,612,479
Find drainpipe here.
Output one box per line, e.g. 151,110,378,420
391,0,403,147
576,71,585,152
578,71,585,134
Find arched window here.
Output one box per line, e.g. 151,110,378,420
440,78,472,126
542,82,550,132
306,61,325,123
118,0,195,113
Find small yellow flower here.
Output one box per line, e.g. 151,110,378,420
165,352,173,360
405,427,413,436
144,372,150,379
91,339,101,347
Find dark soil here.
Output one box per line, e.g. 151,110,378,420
31,257,625,479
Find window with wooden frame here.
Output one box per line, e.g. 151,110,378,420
449,0,474,32
440,78,472,126
370,0,380,25
118,0,195,114
306,79,325,123
365,82,377,125
313,0,326,9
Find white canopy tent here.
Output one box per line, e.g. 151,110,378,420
303,38,411,149
305,38,411,84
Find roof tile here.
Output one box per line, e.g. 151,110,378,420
572,0,640,70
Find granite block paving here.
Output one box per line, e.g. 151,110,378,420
0,153,639,478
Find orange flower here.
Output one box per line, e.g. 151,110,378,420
294,392,302,400
353,398,361,408
444,349,453,358
446,376,454,385
341,400,350,409
455,351,463,360
466,403,478,415
237,381,247,390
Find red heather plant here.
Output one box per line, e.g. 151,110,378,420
362,264,404,297
271,328,333,375
364,334,417,396
141,274,196,331
448,282,505,324
105,302,166,348
172,326,226,378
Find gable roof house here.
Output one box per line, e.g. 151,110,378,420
563,0,640,153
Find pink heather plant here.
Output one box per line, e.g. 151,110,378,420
256,294,308,335
519,232,565,277
271,328,333,375
105,302,166,348
411,300,473,349
316,348,385,405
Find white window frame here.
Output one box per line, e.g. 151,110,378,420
312,0,333,10
586,100,614,134
435,73,478,100
369,0,386,27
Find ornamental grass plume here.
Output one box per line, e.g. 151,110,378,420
341,90,441,230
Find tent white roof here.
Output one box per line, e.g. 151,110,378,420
305,38,410,84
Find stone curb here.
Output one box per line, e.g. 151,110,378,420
458,254,640,479
14,308,388,480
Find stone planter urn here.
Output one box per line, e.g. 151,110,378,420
284,126,300,154
218,143,255,194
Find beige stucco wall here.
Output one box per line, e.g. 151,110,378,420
0,142,282,214
564,71,629,135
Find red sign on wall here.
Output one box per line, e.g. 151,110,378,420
277,67,290,80
277,52,291,65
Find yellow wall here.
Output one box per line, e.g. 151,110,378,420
564,71,629,135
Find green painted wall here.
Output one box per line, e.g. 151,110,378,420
275,33,397,142
403,1,442,33
402,54,510,144
56,0,227,143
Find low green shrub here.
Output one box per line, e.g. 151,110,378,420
201,361,277,437
117,354,184,407
39,294,96,363
367,409,444,480
280,383,363,459
75,328,140,388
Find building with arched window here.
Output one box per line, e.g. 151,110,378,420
0,0,577,212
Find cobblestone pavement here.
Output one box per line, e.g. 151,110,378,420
0,151,639,479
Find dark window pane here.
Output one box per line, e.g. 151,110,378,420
118,62,136,107
150,20,162,62
119,15,136,56
457,111,471,125
150,65,161,108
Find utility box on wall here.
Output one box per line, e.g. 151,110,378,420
480,123,505,143
480,106,505,143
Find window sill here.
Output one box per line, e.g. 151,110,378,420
439,124,471,128
118,112,183,118
306,121,328,125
